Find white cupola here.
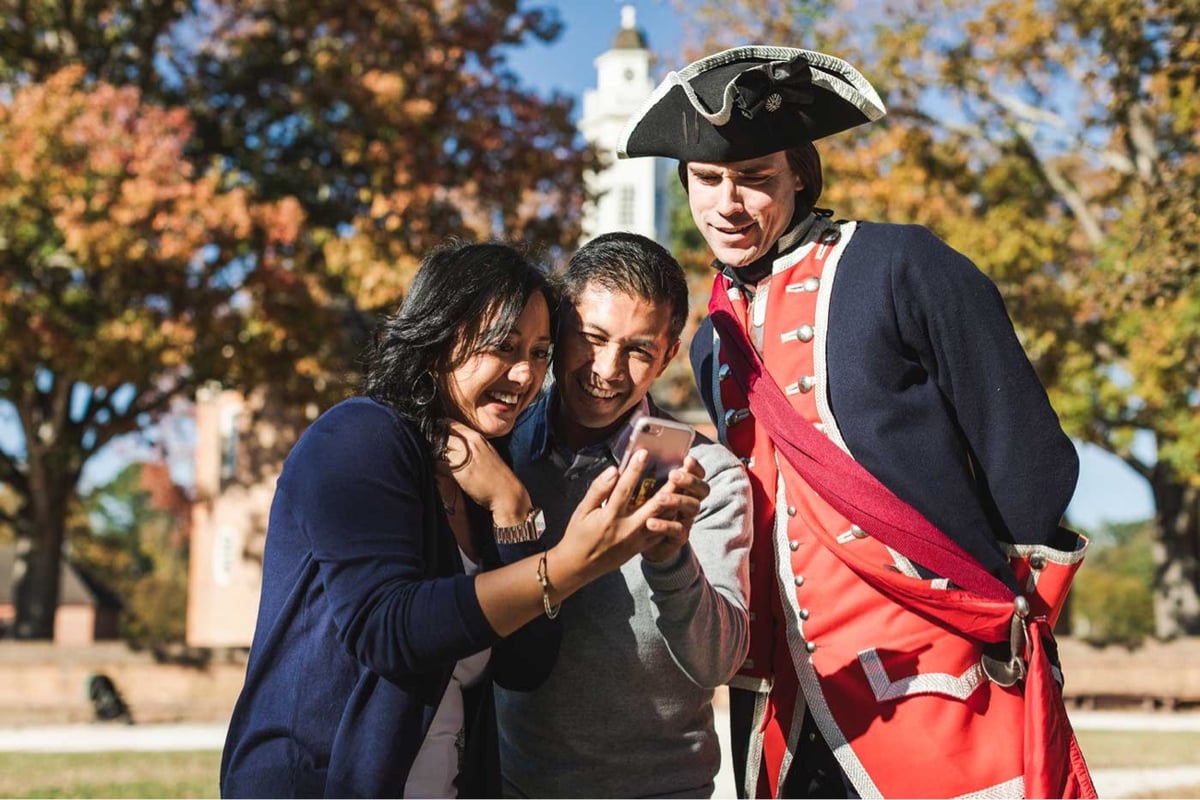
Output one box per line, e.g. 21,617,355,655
578,4,670,245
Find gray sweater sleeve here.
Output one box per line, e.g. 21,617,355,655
640,441,752,688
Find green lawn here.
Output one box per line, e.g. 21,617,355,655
0,750,220,799
1075,729,1200,769
0,732,1198,798
1065,732,1200,799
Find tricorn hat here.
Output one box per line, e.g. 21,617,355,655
618,46,886,162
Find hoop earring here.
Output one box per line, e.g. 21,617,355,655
412,370,437,407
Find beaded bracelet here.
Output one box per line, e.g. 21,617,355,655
536,550,561,620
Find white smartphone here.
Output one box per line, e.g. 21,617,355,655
617,414,696,509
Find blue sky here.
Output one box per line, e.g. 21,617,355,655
503,1,1155,532
506,1,682,106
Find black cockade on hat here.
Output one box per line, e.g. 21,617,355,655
731,56,815,121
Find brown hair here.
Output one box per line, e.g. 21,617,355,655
677,141,823,209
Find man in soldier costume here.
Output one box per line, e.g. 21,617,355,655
619,46,1091,798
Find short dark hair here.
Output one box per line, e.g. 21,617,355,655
677,140,823,209
363,241,556,455
785,141,823,208
561,231,689,342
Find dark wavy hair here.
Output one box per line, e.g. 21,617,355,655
676,140,823,210
561,231,689,342
362,241,556,457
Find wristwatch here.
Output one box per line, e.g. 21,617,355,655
493,507,546,544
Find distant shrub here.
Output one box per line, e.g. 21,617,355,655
69,463,189,649
1069,519,1155,646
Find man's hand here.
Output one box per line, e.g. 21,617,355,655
641,456,709,564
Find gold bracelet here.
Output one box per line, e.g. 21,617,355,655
536,551,561,620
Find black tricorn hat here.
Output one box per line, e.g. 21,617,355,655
618,46,886,162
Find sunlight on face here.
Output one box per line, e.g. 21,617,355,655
552,284,679,450
442,292,552,438
686,150,802,268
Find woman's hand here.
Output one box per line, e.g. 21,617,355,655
442,420,530,526
471,450,705,637
550,451,705,582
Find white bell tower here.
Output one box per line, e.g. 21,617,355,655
578,4,670,245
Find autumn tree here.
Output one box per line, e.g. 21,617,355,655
1,1,594,638
155,1,593,312
0,67,319,638
675,0,1200,636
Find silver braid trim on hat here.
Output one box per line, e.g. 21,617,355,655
795,48,887,122
616,68,688,158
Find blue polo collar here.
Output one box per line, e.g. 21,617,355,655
526,384,653,471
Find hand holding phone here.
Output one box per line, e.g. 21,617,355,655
617,415,696,510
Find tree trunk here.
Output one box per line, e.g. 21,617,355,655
12,529,63,640
1151,472,1200,639
12,451,69,640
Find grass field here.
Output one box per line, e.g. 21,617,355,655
1076,730,1200,798
0,750,220,799
0,731,1197,798
1076,730,1200,769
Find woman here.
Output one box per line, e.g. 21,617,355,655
219,242,698,798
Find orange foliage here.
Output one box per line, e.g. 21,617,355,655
0,67,311,391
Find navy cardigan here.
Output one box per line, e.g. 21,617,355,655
220,397,501,798
691,222,1080,583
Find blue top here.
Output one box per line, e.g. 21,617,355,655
220,397,501,798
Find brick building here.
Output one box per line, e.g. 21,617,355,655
0,545,120,645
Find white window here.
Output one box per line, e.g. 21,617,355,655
618,185,636,226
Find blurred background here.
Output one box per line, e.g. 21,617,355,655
1,0,1197,796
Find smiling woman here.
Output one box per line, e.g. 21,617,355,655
440,292,552,439
361,243,556,460
219,240,698,798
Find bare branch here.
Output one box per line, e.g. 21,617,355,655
72,384,120,430
1086,420,1154,482
1115,448,1155,482
1035,157,1107,247
972,87,1109,246
1127,102,1159,184
895,99,1108,246
132,377,195,419
989,90,1073,134
0,447,30,496
80,376,196,459
1099,150,1137,175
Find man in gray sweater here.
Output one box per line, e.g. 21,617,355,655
496,231,753,798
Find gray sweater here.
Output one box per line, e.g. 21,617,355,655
496,394,752,798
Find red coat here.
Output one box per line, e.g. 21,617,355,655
705,221,1092,798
